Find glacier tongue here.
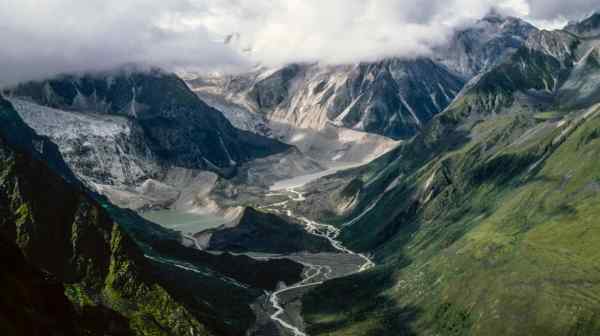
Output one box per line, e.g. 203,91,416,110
9,98,159,188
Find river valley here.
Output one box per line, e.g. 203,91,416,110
141,166,374,336
255,184,374,336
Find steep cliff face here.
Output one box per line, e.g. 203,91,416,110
0,96,303,336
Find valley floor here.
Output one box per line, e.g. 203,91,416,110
143,170,375,336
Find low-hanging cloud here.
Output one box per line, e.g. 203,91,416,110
0,0,596,86
0,0,248,86
207,0,500,65
526,0,598,21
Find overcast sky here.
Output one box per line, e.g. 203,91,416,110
0,0,597,86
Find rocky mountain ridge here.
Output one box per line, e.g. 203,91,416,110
191,13,537,142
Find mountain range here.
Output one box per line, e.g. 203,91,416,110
191,13,536,141
289,12,600,336
2,9,600,336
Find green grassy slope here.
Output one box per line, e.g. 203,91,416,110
304,103,600,336
302,21,600,335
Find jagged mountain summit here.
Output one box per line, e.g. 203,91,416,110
435,11,538,78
